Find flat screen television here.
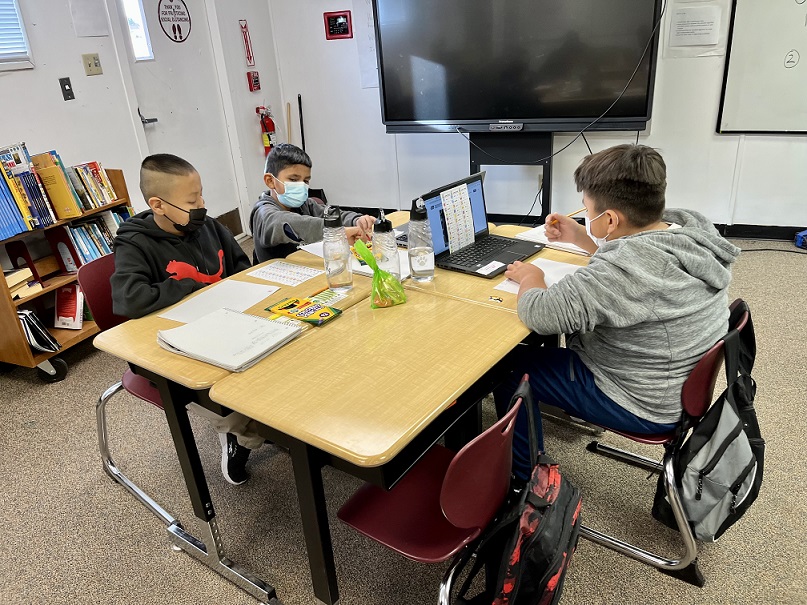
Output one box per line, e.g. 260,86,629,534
372,0,663,133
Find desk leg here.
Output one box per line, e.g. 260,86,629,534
289,440,339,605
150,374,282,605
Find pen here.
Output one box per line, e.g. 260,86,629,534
548,207,586,226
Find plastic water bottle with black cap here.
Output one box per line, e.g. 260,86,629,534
322,205,353,292
372,210,401,281
407,197,435,282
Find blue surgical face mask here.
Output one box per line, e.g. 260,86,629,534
274,177,309,208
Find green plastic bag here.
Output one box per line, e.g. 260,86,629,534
353,239,407,308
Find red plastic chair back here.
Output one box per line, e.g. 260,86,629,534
681,306,750,420
440,396,523,530
77,254,128,332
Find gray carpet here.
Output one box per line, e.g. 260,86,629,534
1,238,805,604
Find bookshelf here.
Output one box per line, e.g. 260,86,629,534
0,169,131,382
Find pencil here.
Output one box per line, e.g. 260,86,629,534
548,207,586,226
309,286,328,297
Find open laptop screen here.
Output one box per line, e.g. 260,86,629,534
422,175,488,256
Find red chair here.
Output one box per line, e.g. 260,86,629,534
78,254,177,527
579,300,750,586
337,376,529,604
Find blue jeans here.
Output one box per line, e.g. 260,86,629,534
493,346,678,480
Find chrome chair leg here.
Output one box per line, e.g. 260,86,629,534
96,382,177,527
438,544,475,605
586,440,663,473
579,454,704,586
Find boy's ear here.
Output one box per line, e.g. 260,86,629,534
148,196,167,216
263,173,276,189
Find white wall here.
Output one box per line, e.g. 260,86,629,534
268,0,807,227
211,0,284,225
0,1,143,201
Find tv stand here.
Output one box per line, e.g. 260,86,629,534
468,132,553,225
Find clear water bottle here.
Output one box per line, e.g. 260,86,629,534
372,210,401,281
407,197,435,282
322,205,353,292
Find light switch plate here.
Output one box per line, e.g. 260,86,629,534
82,53,103,76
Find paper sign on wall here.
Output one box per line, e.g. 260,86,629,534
159,0,192,43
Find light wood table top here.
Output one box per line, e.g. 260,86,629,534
210,288,530,467
93,260,372,390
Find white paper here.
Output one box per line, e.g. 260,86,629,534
477,260,505,276
69,0,110,37
441,184,475,253
352,0,380,88
159,280,279,323
515,225,590,256
351,250,411,280
157,308,301,372
248,261,324,286
494,258,584,294
670,6,721,47
300,242,325,257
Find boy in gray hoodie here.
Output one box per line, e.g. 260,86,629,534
495,144,740,480
250,144,375,262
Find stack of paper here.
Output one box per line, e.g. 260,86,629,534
494,258,585,294
515,225,590,256
157,308,301,372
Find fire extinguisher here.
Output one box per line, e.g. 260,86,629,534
256,106,276,155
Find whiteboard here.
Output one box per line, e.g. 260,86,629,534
717,0,807,134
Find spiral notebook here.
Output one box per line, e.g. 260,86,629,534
157,308,302,372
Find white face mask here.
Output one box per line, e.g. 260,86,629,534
585,211,611,248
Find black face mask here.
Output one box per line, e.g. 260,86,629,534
159,198,207,234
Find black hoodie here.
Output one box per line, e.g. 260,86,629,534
110,210,251,318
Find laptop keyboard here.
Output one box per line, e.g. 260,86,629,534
445,236,510,267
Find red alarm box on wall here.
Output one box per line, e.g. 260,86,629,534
247,70,261,91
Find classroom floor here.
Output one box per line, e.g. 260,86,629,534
1,238,805,605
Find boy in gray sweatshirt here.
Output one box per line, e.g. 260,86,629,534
494,144,740,480
250,144,375,262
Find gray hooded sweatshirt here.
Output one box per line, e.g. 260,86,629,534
250,192,362,263
517,208,741,424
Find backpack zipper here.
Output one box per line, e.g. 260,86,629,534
696,420,744,500
729,458,757,513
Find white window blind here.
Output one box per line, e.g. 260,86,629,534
0,0,32,70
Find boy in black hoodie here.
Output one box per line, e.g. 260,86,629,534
111,154,257,485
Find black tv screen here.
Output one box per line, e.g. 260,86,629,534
373,0,662,133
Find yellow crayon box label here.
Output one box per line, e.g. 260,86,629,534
266,297,342,326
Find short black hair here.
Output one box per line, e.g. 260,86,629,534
264,143,312,176
140,154,197,201
574,144,666,227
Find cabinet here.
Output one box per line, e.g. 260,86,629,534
0,169,131,381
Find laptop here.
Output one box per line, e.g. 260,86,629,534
417,172,544,279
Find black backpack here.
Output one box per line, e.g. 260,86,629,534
652,300,764,541
455,380,582,605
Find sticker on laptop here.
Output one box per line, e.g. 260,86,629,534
476,260,505,276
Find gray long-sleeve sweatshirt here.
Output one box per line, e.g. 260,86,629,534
249,192,362,262
517,209,741,424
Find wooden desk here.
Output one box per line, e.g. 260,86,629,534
92,260,374,604
209,289,530,603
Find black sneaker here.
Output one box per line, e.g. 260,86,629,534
219,433,250,485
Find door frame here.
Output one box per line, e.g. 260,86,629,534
105,0,252,232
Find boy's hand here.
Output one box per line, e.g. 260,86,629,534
345,226,371,245
505,261,547,297
355,215,376,240
544,212,583,243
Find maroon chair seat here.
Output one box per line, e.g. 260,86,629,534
121,370,163,409
337,376,529,602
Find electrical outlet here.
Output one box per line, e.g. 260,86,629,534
82,53,103,76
